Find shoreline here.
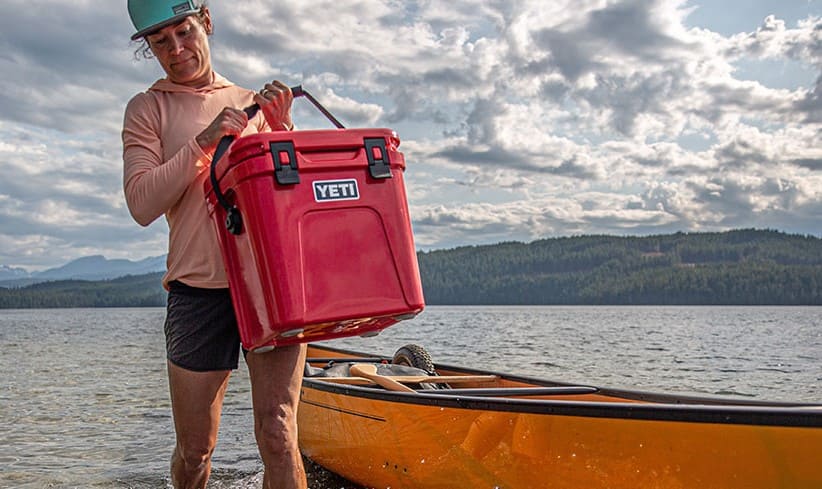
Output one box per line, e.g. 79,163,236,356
304,456,365,489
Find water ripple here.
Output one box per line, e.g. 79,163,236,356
1,305,820,488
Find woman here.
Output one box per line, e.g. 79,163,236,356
121,2,306,488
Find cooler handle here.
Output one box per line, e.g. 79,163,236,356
291,86,346,129
208,86,345,235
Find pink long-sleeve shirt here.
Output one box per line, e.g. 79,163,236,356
122,73,269,289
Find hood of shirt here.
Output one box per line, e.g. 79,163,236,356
149,72,234,94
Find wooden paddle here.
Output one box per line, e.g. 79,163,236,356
348,364,416,393
309,374,498,385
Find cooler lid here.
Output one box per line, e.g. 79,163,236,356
212,128,404,183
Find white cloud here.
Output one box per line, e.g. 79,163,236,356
0,0,819,268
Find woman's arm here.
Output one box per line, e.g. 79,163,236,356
122,95,210,226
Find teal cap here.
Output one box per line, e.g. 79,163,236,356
128,0,203,40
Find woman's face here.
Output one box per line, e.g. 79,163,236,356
146,10,213,88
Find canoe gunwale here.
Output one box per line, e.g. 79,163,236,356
303,344,822,428
301,377,822,427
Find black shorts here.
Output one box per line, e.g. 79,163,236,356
164,281,242,372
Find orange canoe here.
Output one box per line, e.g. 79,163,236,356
298,343,822,489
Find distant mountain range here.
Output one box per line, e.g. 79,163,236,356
3,229,822,307
0,255,166,287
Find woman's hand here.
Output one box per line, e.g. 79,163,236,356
195,107,250,153
254,80,294,131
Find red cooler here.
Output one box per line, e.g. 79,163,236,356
205,126,425,351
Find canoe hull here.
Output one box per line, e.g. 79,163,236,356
298,345,822,489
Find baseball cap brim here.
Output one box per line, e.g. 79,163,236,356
131,11,198,41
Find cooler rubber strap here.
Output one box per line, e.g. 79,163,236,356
208,104,260,235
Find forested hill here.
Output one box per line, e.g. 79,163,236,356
2,229,822,308
0,272,166,308
417,229,822,305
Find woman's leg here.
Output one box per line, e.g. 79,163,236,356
246,344,307,489
167,361,232,489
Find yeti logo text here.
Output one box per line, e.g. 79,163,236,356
313,179,360,202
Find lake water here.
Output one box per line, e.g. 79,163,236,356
1,306,820,488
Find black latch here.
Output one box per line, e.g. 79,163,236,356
270,141,300,185
364,138,392,179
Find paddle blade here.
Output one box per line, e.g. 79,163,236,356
349,364,416,393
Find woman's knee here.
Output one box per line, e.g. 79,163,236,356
174,439,216,471
255,404,299,455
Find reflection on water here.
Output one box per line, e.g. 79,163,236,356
0,305,819,487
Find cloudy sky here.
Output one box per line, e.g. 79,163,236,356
0,0,819,271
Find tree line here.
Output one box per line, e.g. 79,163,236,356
2,229,822,308
0,272,166,308
417,229,822,305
